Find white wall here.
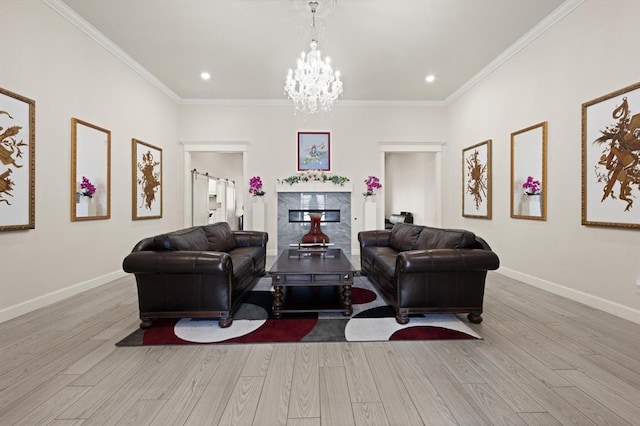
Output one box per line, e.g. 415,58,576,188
0,1,182,320
178,104,448,253
444,0,640,321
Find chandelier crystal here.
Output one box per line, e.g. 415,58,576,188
284,2,343,113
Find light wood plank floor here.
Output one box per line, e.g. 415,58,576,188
1,272,639,425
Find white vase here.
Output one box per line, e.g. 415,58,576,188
252,197,266,231
365,195,375,203
523,194,541,216
364,199,377,230
76,196,98,217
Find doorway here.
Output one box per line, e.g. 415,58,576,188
182,143,248,229
379,143,443,228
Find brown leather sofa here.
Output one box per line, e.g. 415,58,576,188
358,223,499,324
122,222,268,328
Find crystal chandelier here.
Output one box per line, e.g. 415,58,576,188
284,1,343,113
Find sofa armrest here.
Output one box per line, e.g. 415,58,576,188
123,251,232,275
358,230,391,247
233,230,268,248
397,249,500,273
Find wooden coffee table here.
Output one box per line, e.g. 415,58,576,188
269,248,355,317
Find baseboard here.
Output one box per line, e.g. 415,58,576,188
497,267,640,324
0,270,128,324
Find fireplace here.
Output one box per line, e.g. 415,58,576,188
277,186,352,254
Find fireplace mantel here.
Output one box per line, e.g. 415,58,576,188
276,182,353,193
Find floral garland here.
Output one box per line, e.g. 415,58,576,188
277,170,350,186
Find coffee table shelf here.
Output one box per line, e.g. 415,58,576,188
277,286,347,314
269,248,355,317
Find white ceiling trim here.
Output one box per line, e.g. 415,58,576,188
445,0,586,104
180,98,446,108
42,0,181,103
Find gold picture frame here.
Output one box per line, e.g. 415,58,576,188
462,139,492,219
581,82,640,229
132,138,162,220
511,122,547,221
71,118,111,221
0,87,35,231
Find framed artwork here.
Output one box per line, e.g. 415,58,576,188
0,87,35,231
71,118,111,221
582,82,640,229
297,131,330,171
132,138,162,220
462,139,492,219
511,122,547,221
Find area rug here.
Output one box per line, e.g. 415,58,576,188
116,276,480,346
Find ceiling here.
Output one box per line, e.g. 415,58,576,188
61,0,566,102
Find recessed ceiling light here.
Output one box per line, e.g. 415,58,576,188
200,72,211,80
425,75,435,83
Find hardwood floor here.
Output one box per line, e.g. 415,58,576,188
1,272,639,425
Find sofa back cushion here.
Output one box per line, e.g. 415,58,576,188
203,222,236,252
389,223,423,252
168,227,210,251
416,226,476,250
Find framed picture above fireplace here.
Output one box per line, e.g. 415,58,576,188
298,132,330,171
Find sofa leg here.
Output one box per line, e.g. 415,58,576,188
395,310,409,325
467,312,483,324
140,318,154,329
219,317,233,328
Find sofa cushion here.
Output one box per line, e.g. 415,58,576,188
416,226,476,250
229,246,264,267
203,222,236,252
373,253,397,281
389,223,423,252
229,254,254,280
361,246,398,261
151,235,174,250
167,227,210,251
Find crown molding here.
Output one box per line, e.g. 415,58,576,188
180,98,446,108
445,0,587,105
180,98,291,106
338,100,446,108
42,0,181,103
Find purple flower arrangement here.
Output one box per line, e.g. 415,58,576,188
364,175,382,196
80,176,96,198
249,176,265,196
522,176,541,195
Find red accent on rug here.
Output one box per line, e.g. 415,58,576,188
225,319,317,343
351,287,377,305
389,326,476,340
141,318,318,345
143,320,189,345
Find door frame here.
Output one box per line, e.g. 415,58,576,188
181,142,249,228
379,142,443,229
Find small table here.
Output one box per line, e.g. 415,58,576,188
269,248,355,318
